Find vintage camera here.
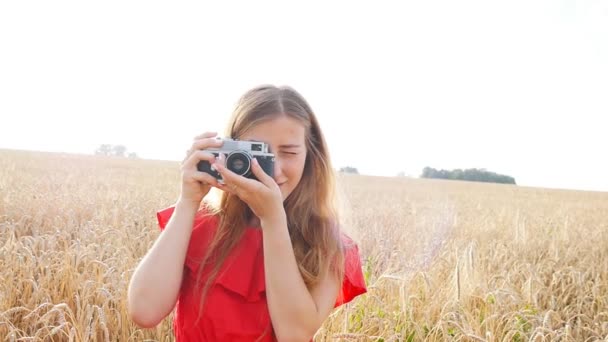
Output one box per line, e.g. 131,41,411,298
197,138,275,183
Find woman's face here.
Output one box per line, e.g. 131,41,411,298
239,115,307,201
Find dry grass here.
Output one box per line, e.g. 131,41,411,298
1,149,607,341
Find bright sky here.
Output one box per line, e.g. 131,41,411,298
1,1,607,192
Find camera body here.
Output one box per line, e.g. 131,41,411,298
197,138,275,183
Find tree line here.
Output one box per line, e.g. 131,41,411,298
421,167,516,184
338,165,516,185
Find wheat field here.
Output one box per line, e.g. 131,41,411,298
1,149,607,341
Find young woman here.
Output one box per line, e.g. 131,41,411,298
127,85,367,341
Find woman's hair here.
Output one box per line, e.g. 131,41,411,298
192,84,346,327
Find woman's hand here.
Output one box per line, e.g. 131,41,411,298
213,154,285,224
179,131,224,206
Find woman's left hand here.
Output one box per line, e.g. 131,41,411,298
213,154,285,223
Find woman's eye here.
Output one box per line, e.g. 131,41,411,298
281,151,297,155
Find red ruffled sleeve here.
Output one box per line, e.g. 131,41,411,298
157,205,213,231
334,233,367,308
156,204,219,272
156,206,174,230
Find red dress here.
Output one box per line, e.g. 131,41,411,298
156,205,368,341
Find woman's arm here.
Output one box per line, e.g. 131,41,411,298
127,200,198,328
261,214,341,342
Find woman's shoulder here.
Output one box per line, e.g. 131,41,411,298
339,230,358,248
333,222,362,255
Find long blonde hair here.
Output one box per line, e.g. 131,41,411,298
192,84,345,328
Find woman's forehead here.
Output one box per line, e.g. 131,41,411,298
241,117,306,146
243,136,305,149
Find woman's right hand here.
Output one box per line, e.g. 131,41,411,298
178,131,224,206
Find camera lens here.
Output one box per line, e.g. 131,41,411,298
226,151,251,176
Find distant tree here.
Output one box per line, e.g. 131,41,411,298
422,166,434,178
94,144,138,159
420,166,516,185
339,166,359,174
397,171,406,177
112,145,127,157
95,144,113,156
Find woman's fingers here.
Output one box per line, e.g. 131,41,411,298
183,135,224,163
193,131,217,140
190,137,223,151
182,150,217,170
250,158,276,188
187,170,222,188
